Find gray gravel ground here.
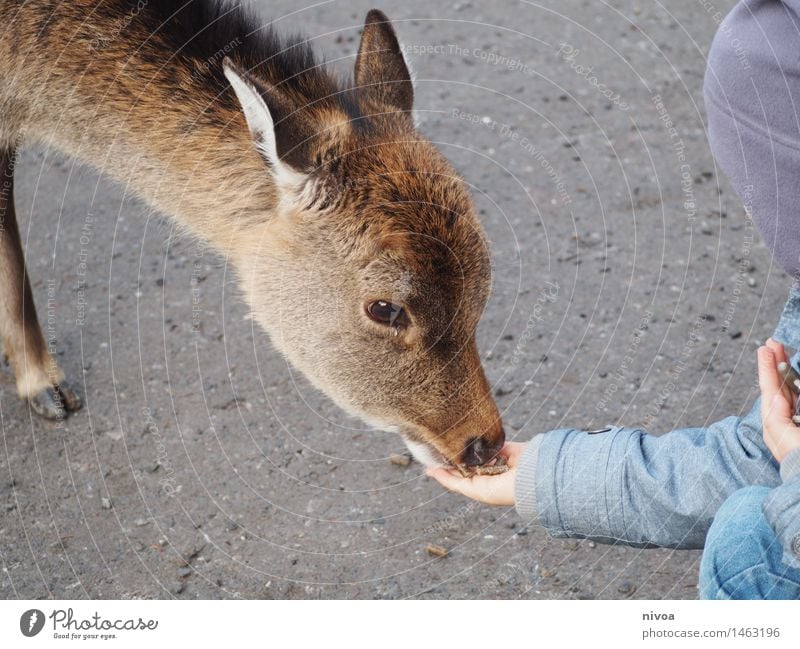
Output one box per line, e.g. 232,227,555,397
1,0,786,599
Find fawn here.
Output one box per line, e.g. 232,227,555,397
0,1,504,468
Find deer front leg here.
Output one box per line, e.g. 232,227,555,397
0,148,81,419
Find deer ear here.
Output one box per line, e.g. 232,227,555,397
223,57,303,185
355,10,413,114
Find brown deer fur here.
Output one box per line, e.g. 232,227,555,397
0,0,504,467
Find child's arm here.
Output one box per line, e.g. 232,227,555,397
430,371,782,550
430,285,800,554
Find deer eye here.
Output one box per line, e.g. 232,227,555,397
366,300,406,327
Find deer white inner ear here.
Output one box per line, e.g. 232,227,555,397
398,41,420,128
223,62,281,167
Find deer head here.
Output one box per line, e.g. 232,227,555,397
222,10,503,467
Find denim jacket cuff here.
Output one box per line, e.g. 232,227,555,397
780,447,800,482
762,475,800,569
514,434,543,521
772,284,800,350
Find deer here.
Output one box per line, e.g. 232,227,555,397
0,0,505,469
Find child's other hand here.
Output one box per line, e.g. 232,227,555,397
425,441,526,506
757,338,800,463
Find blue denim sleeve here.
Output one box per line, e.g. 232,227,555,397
762,448,800,569
525,404,780,548
762,478,800,569
515,287,800,549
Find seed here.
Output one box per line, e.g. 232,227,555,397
456,455,509,477
426,543,449,558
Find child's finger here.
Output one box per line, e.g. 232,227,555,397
765,340,798,405
499,441,526,465
766,338,788,366
757,346,781,398
757,347,791,428
426,467,473,496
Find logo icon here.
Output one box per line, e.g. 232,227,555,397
20,609,45,637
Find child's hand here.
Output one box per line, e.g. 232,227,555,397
425,441,526,506
757,338,800,463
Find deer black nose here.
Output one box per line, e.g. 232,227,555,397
463,430,505,467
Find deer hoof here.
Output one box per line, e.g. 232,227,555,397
29,382,82,420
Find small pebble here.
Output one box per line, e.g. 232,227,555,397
176,566,192,578
587,540,596,548
617,581,636,595
170,580,185,594
390,453,411,467
100,497,112,510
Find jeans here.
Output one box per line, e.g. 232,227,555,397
699,487,800,599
